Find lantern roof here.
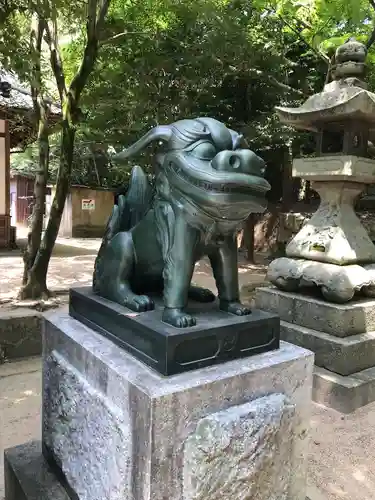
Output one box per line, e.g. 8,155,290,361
275,39,375,132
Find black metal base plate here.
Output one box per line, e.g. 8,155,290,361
69,287,280,376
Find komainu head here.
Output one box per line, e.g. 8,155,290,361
114,117,270,220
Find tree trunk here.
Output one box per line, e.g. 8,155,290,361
20,117,76,299
281,145,293,211
19,17,50,300
243,214,256,263
21,121,49,288
18,0,110,300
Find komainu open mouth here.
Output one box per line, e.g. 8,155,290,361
168,161,270,197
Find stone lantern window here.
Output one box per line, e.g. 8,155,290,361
316,121,369,157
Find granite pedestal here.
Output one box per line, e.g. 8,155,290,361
256,286,375,413
5,310,314,500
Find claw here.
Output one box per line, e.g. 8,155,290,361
162,308,197,328
124,294,155,312
220,300,252,316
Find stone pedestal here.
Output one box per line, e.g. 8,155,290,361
5,310,314,500
256,287,375,413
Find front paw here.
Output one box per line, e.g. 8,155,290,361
220,300,252,316
162,308,197,328
124,294,155,312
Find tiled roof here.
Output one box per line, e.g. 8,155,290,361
0,69,60,114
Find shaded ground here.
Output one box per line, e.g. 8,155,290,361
0,231,100,299
2,358,375,500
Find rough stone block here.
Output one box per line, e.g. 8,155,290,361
281,321,375,376
313,366,375,414
183,394,295,500
4,441,325,500
255,287,375,337
0,310,42,361
4,441,70,500
39,311,313,500
292,155,375,183
43,351,130,500
255,286,375,413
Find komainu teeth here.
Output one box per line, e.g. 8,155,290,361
168,162,263,195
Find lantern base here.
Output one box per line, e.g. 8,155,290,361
267,257,375,303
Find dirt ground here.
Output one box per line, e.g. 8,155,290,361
0,358,41,500
0,235,101,303
0,233,268,308
309,402,375,500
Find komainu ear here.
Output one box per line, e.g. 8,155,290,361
113,126,173,163
229,129,249,149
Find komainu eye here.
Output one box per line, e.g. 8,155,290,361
191,142,217,160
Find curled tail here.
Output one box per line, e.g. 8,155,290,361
93,166,153,289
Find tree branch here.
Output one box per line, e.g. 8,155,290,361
272,10,330,64
30,16,44,117
9,82,61,108
367,26,375,48
44,17,67,103
247,68,308,97
69,0,110,103
267,75,308,97
86,0,97,41
100,30,151,45
97,0,110,29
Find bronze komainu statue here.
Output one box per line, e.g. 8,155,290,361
93,117,270,328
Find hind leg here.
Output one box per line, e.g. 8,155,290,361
98,232,154,312
188,284,216,303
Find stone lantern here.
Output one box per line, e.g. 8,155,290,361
254,40,375,413
268,38,375,303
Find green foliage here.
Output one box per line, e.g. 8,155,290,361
62,0,324,173
11,133,132,188
273,0,375,55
